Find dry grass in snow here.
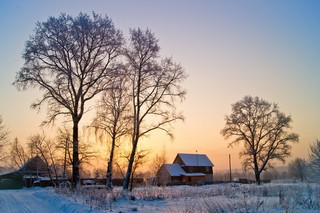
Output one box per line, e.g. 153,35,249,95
55,183,320,212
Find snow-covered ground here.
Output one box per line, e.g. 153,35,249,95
0,183,319,212
0,188,104,213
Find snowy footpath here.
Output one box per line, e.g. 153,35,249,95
0,188,103,213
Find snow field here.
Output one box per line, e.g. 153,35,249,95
0,188,104,213
55,183,320,212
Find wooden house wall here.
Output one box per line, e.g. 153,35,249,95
156,166,171,185
183,166,213,174
205,174,214,183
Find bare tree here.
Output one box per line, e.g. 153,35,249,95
150,146,168,176
122,28,187,190
221,96,299,184
55,127,72,179
10,138,29,169
92,74,131,191
14,13,123,188
28,133,59,186
55,126,98,178
288,158,308,182
0,116,9,163
309,139,320,180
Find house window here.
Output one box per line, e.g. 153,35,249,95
189,167,193,172
206,167,210,172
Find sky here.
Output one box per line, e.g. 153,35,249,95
0,0,319,171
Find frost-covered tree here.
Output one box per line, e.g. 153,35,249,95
10,138,28,169
92,73,131,191
221,96,299,184
122,28,187,190
309,139,320,179
0,116,9,163
14,13,123,188
150,147,168,176
288,157,308,182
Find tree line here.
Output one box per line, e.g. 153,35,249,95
0,121,164,188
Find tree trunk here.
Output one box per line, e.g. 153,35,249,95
106,160,112,191
253,153,261,185
62,139,68,179
106,136,116,191
123,139,138,190
129,167,135,192
72,121,80,188
255,171,261,185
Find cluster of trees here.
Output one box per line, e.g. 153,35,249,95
288,139,320,182
1,114,158,187
13,12,187,190
0,122,97,183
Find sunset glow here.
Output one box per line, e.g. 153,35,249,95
0,0,319,172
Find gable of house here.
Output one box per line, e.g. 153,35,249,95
18,155,49,176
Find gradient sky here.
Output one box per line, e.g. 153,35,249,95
0,0,319,171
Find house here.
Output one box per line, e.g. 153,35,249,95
17,155,50,187
18,155,49,177
0,155,50,188
157,153,214,185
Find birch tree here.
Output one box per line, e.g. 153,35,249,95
92,73,131,191
221,96,299,184
14,13,123,188
122,28,187,190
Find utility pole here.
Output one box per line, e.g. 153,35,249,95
196,150,199,166
229,154,232,182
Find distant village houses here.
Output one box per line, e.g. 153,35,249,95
157,153,214,185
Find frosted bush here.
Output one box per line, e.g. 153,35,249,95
132,186,174,200
54,186,122,210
